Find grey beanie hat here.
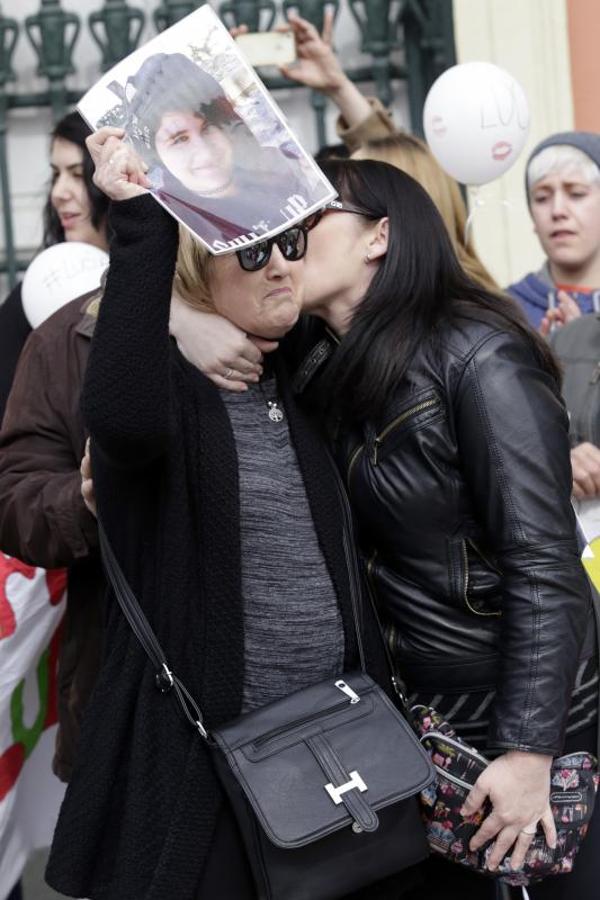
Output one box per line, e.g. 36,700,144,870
525,130,600,196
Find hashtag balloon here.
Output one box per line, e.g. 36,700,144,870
22,242,109,329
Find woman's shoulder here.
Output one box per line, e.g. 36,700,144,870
436,309,532,366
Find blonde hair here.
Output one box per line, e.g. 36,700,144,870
353,134,499,293
173,226,215,311
527,145,600,192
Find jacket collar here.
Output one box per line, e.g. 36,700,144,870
74,290,101,340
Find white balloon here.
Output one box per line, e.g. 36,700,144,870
423,62,530,186
22,242,109,329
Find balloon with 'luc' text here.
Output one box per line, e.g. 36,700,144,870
423,62,530,186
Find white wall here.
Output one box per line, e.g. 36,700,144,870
1,0,409,295
452,0,574,287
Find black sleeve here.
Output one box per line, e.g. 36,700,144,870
82,195,179,465
454,330,591,755
0,283,32,422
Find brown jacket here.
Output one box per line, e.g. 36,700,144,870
0,292,103,782
335,97,395,154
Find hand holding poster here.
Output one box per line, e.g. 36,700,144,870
78,5,335,254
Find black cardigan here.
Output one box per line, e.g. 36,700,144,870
46,196,393,900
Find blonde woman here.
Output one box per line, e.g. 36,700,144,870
45,128,423,900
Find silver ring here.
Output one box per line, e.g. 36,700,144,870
520,829,536,836
223,367,234,380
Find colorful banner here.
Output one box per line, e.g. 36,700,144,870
0,553,67,899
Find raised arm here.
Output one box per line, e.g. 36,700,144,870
82,129,179,464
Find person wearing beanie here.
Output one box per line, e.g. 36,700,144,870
101,52,329,251
508,131,600,330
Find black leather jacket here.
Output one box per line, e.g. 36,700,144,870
332,316,592,756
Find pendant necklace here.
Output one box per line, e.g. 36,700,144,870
259,379,285,423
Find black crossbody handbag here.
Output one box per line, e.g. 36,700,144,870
97,480,435,900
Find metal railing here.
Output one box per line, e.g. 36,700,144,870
0,0,456,288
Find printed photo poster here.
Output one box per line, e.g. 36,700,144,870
0,557,67,898
78,4,335,254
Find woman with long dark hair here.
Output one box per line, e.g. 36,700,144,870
0,111,109,417
126,154,598,897
295,159,597,900
0,111,109,900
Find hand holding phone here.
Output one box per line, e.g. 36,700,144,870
235,31,296,68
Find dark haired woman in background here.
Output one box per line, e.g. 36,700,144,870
0,111,108,416
295,159,597,899
0,111,108,900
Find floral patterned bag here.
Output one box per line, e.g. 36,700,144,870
412,705,599,887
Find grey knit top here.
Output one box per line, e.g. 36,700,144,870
221,376,345,712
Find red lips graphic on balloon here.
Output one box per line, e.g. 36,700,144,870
491,141,512,161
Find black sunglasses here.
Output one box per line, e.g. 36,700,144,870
302,200,374,231
236,225,308,272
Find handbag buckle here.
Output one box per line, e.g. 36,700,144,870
324,770,368,805
155,663,174,693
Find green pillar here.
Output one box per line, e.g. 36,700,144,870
25,0,81,122
218,0,276,32
282,0,338,36
282,0,340,148
349,0,398,108
154,1,198,32
402,0,457,136
88,0,146,71
0,6,19,289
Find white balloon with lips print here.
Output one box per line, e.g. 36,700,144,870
423,61,530,186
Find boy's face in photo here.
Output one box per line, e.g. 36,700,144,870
529,168,600,274
154,110,235,197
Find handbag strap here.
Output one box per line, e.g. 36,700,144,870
328,453,367,673
98,520,209,740
97,453,368,740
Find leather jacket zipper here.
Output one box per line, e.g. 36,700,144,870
366,551,408,704
461,539,501,617
372,397,441,465
347,396,441,479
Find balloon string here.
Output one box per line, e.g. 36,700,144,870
464,185,482,244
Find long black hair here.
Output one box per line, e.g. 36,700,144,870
317,158,561,422
42,111,109,247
